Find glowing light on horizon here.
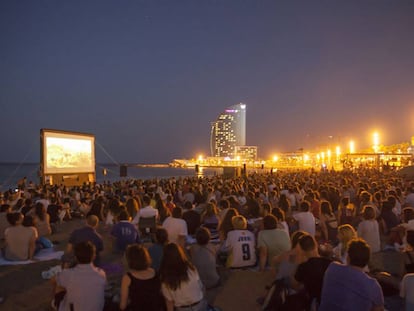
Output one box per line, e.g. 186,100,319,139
349,140,355,154
373,132,380,153
273,155,279,162
335,146,341,157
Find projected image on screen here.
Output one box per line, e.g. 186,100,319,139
43,130,95,174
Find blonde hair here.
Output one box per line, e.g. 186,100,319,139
232,215,247,230
338,224,357,253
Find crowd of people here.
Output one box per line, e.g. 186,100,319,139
1,167,414,310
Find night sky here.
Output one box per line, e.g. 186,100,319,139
1,1,414,164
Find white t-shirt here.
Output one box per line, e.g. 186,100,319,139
357,220,381,253
224,229,256,268
162,217,188,245
56,264,106,311
161,268,204,307
132,205,158,224
293,212,316,236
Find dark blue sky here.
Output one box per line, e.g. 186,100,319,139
1,1,414,163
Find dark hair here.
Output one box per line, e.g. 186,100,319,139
118,210,130,221
159,243,195,290
195,227,210,245
22,215,35,227
362,205,376,220
183,201,193,210
142,195,151,206
262,203,271,214
172,207,183,219
291,231,307,249
219,199,230,210
218,208,238,239
7,212,22,226
35,202,46,221
204,202,218,217
347,238,370,267
74,241,96,264
0,204,10,213
387,195,397,206
298,234,317,252
263,215,278,230
125,244,152,271
155,227,169,244
300,200,310,212
407,230,414,248
271,207,285,221
320,200,333,216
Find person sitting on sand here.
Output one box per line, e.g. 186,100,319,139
66,215,103,266
222,215,256,268
111,210,140,253
190,227,220,289
119,244,165,311
148,227,169,272
54,241,107,311
3,212,37,261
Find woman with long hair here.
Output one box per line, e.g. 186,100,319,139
160,243,206,311
201,202,219,231
125,197,139,220
278,194,291,216
217,208,239,241
154,193,171,224
119,244,164,311
33,202,52,237
319,200,338,244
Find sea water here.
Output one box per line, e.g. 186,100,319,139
0,163,223,191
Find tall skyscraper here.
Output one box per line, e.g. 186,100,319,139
210,103,246,158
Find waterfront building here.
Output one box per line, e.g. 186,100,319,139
235,145,258,161
210,103,246,158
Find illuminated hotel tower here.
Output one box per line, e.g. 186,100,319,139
210,103,246,158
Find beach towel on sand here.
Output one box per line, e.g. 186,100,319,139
0,248,64,266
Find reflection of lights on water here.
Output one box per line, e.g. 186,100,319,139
196,167,204,175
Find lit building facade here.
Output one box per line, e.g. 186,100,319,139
210,103,246,158
235,145,258,161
